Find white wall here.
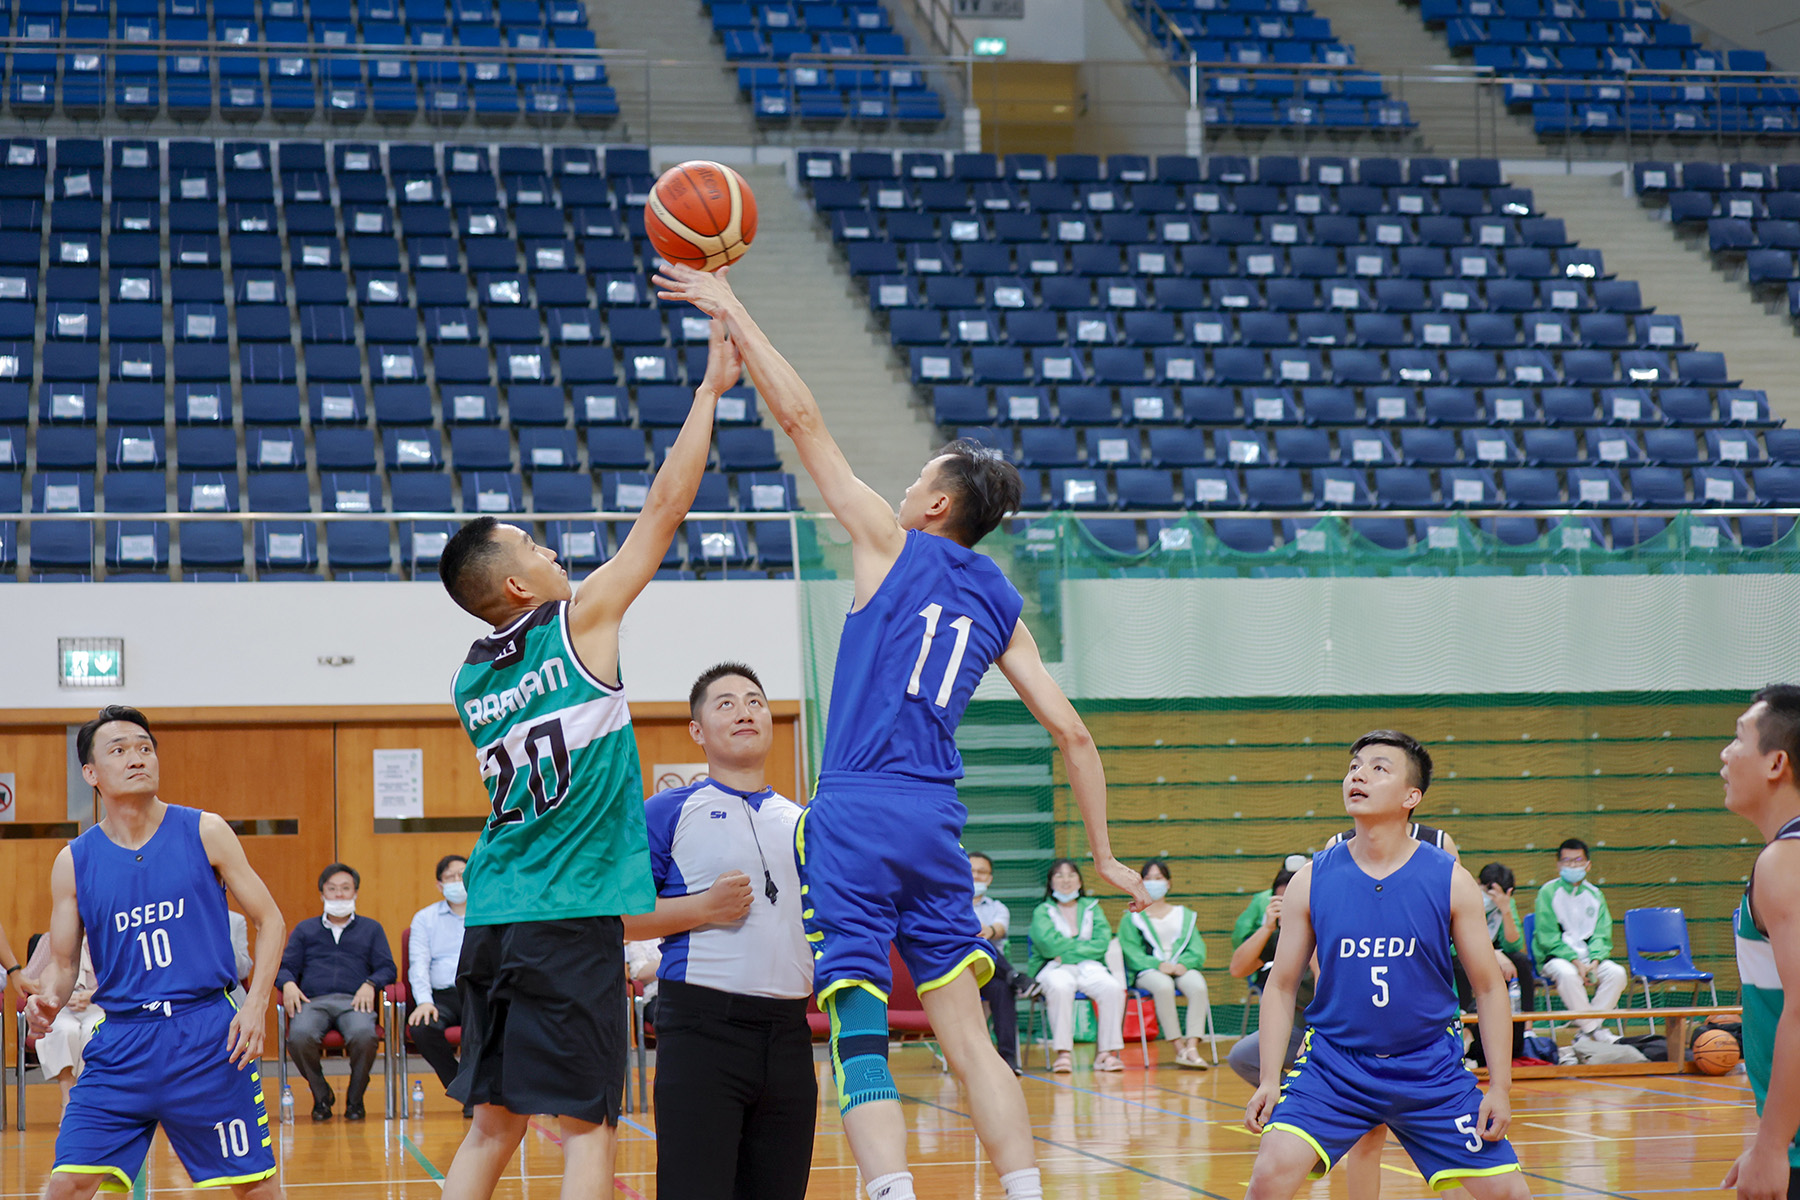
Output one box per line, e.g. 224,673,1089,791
0,580,803,710
954,0,1087,61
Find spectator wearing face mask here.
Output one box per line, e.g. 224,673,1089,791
1118,858,1211,1069
409,854,470,1106
1533,838,1626,1040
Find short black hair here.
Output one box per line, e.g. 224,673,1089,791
76,705,157,766
1044,856,1085,899
1477,862,1515,891
1751,685,1800,784
1350,729,1433,793
435,854,467,881
439,516,510,618
688,661,765,720
932,438,1022,547
968,850,993,868
1141,857,1172,883
318,862,361,891
1558,838,1588,859
1272,863,1298,891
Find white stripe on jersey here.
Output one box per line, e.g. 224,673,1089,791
475,692,631,779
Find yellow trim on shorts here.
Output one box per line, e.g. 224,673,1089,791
51,1165,133,1193
817,978,888,1006
794,809,809,864
1263,1122,1334,1180
915,947,994,994
1428,1163,1522,1192
194,1166,279,1189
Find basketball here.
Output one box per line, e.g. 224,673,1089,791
644,160,758,272
1690,1028,1740,1075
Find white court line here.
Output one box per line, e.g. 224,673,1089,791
1522,1121,1605,1141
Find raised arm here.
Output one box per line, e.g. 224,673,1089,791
653,264,906,573
200,812,286,1067
24,847,84,1033
1245,864,1316,1133
996,619,1149,910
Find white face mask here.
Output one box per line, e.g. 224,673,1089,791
441,881,467,905
1144,879,1170,901
971,881,988,898
1051,888,1081,904
323,898,356,919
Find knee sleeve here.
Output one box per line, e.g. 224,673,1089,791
822,984,895,1114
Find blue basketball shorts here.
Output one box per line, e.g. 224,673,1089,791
53,994,276,1193
795,771,994,1004
1265,1027,1521,1192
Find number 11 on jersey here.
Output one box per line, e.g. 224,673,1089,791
907,603,973,709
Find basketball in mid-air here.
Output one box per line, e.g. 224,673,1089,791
645,161,758,272
1690,1027,1740,1075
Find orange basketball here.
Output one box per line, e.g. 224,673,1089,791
644,161,757,272
1691,1027,1740,1075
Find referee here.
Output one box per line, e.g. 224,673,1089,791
628,662,816,1200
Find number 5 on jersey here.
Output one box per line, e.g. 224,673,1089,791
1370,965,1389,1007
908,604,973,708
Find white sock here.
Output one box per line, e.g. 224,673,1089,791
1001,1167,1044,1199
867,1171,915,1200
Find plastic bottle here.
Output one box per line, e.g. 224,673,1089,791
1508,978,1523,1013
411,1080,425,1121
280,1085,295,1126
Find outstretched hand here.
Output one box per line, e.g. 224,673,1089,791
1096,856,1152,912
654,262,739,319
698,318,743,396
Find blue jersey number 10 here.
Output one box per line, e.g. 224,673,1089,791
907,604,974,708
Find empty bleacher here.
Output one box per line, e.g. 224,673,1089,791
802,147,1796,558
1,136,799,582
1638,160,1800,330
1127,0,1416,133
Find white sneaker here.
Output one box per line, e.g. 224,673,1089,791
1587,1027,1620,1044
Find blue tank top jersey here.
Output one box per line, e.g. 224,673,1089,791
820,530,1025,782
71,804,240,1013
1304,838,1459,1054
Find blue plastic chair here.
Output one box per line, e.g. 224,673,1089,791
1624,908,1717,1023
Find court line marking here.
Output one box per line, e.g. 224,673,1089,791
901,1088,1237,1200
399,1133,445,1190
1523,1167,1649,1200
1522,1121,1603,1141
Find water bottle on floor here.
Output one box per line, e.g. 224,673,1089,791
411,1080,425,1121
1508,978,1522,1013
280,1085,295,1126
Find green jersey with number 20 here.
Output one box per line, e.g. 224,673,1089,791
453,600,654,926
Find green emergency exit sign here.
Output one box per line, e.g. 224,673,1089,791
59,637,124,688
973,37,1007,55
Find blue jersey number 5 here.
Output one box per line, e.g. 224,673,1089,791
906,603,975,708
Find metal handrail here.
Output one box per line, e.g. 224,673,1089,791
6,507,1796,522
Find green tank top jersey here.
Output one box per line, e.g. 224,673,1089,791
453,600,654,926
1735,814,1800,1168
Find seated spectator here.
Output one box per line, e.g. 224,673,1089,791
1455,862,1536,1064
37,942,101,1118
1119,858,1210,1069
1028,858,1125,1074
1533,838,1626,1040
408,854,468,1108
1227,856,1310,1085
970,850,1025,1074
278,862,396,1121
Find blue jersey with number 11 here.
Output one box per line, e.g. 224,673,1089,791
821,530,1025,783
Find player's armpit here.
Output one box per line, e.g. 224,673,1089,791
199,814,286,1011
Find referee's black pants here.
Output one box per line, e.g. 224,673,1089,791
653,979,817,1200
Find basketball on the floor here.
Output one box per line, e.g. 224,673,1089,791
1690,1027,1740,1075
645,161,758,272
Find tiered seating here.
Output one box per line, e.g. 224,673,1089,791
3,136,798,583
803,148,1795,555
709,0,945,127
1412,0,1800,138
0,0,615,125
1636,161,1800,325
1127,0,1414,132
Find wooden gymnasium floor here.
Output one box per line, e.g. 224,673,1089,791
0,1044,1757,1198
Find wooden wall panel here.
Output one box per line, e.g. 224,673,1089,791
630,715,805,803
0,724,77,960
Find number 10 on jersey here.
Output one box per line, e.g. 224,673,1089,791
908,604,973,709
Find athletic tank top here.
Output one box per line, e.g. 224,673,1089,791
453,599,653,925
820,530,1024,782
1325,822,1449,852
1736,813,1800,1168
1305,838,1458,1054
71,804,238,1013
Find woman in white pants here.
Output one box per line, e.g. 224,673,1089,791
1118,859,1211,1068
1028,859,1125,1074
36,943,102,1117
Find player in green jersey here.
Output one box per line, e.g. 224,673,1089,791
1720,685,1800,1200
434,320,741,1200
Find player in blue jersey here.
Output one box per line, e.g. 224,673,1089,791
656,263,1149,1200
26,706,288,1200
1244,731,1528,1200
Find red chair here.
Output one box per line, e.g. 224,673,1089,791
802,946,943,1069
277,959,405,1118
386,927,461,1103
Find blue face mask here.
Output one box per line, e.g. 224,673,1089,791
1051,888,1081,904
1143,879,1170,901
1559,866,1587,886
